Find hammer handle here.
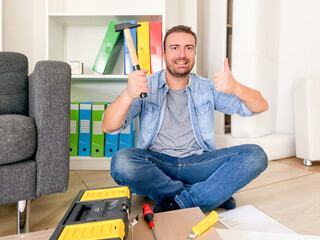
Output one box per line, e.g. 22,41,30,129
124,29,139,67
123,28,147,98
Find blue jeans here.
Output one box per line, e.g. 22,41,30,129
110,144,268,211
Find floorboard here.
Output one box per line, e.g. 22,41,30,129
0,157,319,237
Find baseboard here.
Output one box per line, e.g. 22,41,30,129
215,133,296,161
70,157,111,170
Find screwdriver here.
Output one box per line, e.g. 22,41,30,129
143,204,159,240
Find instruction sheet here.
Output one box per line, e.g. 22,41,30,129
219,205,296,234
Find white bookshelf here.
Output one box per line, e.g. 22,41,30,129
46,0,165,170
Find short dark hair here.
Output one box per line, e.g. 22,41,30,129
163,25,197,52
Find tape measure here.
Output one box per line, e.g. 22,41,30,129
50,186,131,240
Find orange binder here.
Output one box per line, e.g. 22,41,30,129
149,22,163,74
137,22,150,74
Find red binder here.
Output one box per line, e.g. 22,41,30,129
149,22,163,74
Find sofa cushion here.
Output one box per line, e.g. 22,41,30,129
0,114,36,165
0,52,28,115
0,160,36,204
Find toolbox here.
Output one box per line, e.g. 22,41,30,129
50,186,131,240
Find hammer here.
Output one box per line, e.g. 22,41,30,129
114,22,147,98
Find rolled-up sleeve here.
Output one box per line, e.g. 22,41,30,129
214,89,257,117
107,98,142,135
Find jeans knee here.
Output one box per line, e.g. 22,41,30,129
249,144,268,173
240,144,268,175
110,148,136,184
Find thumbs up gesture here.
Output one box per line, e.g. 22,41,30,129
214,58,239,94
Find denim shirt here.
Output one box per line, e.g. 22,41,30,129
112,70,255,151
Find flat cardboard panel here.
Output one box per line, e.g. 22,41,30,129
131,207,222,240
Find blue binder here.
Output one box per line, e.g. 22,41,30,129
124,21,137,75
105,133,119,157
119,122,135,150
78,102,94,156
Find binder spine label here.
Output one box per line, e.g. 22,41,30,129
70,104,79,110
93,105,105,111
93,121,103,135
80,120,90,133
121,125,131,134
70,120,77,134
80,104,91,110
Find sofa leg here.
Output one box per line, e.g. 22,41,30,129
303,159,313,166
17,200,31,234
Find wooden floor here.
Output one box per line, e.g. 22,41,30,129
0,157,320,237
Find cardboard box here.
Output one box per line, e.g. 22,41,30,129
131,207,222,240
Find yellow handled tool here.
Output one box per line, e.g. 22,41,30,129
188,210,219,239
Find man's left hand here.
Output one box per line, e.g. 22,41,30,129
214,58,239,95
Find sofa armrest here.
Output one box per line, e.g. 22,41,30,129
28,60,71,197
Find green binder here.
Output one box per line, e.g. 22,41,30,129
92,21,123,74
70,102,80,156
91,102,108,157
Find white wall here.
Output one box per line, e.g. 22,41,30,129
0,0,2,51
277,0,320,134
231,0,281,138
165,0,197,31
196,0,228,134
3,0,46,73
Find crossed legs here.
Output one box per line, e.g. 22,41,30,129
110,144,268,211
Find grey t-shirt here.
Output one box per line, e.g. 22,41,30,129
148,88,204,158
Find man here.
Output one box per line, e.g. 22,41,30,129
102,25,268,213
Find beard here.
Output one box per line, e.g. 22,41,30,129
165,57,194,78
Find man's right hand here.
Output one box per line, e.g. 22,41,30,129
102,69,149,133
125,69,149,100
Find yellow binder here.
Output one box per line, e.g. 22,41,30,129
137,22,150,74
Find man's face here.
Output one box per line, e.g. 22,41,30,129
163,32,196,78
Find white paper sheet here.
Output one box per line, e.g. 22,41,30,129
218,205,296,234
216,229,320,240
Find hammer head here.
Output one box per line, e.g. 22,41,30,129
114,22,141,32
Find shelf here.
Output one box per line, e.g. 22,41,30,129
47,0,165,18
48,13,163,26
72,74,128,82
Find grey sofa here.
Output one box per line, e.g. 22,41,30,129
0,52,71,233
